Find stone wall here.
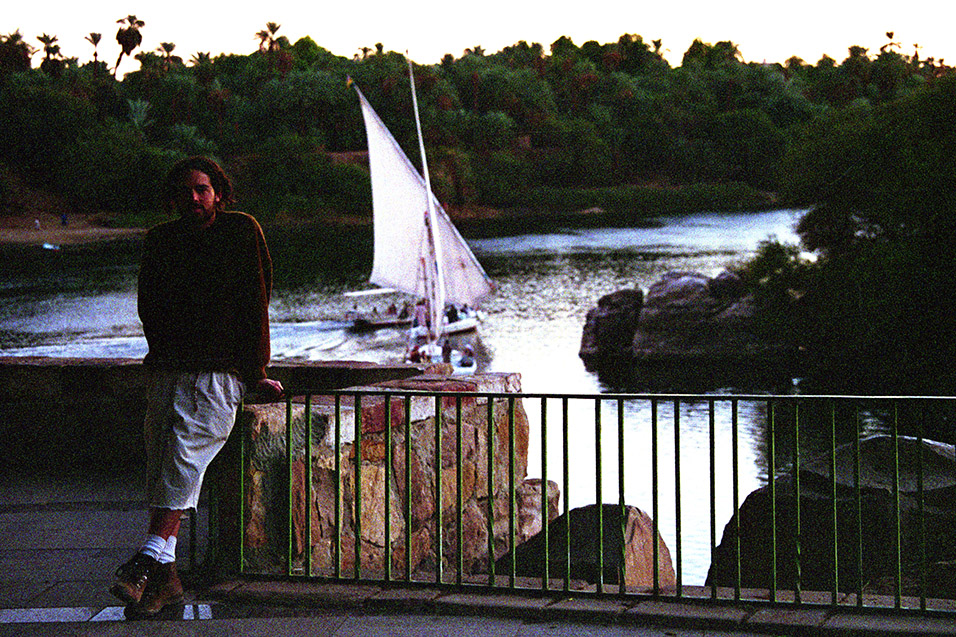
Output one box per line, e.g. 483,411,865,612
0,357,431,473
231,372,556,580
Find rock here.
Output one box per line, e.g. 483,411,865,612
708,269,745,299
515,478,560,544
633,271,753,360
579,289,643,366
579,270,793,388
496,503,676,589
707,435,956,596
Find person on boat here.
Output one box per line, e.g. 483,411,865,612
413,298,429,328
442,339,453,363
445,303,459,324
459,345,475,367
111,156,283,618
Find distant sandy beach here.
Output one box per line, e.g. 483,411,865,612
0,212,145,246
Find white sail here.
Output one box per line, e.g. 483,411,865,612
353,84,492,325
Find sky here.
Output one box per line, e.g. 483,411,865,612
6,0,953,72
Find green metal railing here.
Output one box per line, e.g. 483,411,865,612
226,389,956,615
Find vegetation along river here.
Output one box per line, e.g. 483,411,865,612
3,207,864,584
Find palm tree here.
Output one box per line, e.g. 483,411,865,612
36,33,63,76
156,41,175,71
85,32,102,62
264,22,281,53
255,29,269,54
256,22,281,54
36,33,59,59
114,14,145,77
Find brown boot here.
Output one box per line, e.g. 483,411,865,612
132,562,184,617
110,553,158,604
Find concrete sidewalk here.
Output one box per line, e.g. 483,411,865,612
2,472,956,636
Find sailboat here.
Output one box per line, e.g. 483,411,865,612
351,65,493,359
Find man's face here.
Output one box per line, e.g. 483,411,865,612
174,169,220,228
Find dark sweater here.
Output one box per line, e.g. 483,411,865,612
138,212,272,385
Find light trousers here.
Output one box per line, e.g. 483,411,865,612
143,370,244,510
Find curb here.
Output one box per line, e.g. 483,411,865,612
203,579,956,635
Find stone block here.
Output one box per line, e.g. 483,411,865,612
234,371,535,580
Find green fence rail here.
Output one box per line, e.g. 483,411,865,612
225,389,956,615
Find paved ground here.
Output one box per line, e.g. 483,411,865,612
2,470,956,636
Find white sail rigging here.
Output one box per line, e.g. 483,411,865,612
352,75,492,340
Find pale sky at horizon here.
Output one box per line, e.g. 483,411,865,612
6,1,953,72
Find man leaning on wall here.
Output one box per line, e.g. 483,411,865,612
111,156,283,618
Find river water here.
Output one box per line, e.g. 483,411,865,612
0,208,807,584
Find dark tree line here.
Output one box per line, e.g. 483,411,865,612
2,24,949,224
742,74,956,394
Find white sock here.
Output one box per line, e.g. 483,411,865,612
158,535,177,565
139,534,166,561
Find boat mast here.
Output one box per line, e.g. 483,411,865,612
407,56,446,345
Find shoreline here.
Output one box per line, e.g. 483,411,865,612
0,212,146,247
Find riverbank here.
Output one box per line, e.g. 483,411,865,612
0,212,146,246
1,176,778,246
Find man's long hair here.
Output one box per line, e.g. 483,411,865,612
163,156,235,213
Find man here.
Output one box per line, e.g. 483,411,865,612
112,156,283,617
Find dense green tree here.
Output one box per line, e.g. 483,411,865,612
773,75,956,392
0,81,96,177
0,30,33,76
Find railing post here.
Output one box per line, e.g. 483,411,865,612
507,395,516,589
731,398,740,601
595,397,604,594
305,393,313,577
354,393,363,579
334,393,342,578
542,397,550,591
651,398,659,597
892,400,902,610
794,399,802,604
674,399,682,597
618,398,625,594
486,394,495,586
830,400,839,606
918,401,927,612
562,397,571,592
404,394,412,582
286,395,294,576
709,399,717,601
854,404,863,607
455,395,463,586
768,398,777,603
238,400,246,575
384,393,392,582
435,394,443,585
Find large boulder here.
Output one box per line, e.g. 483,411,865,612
632,270,758,362
579,289,643,366
496,503,676,589
707,435,956,597
580,270,793,388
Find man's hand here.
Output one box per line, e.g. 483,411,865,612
253,378,285,403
